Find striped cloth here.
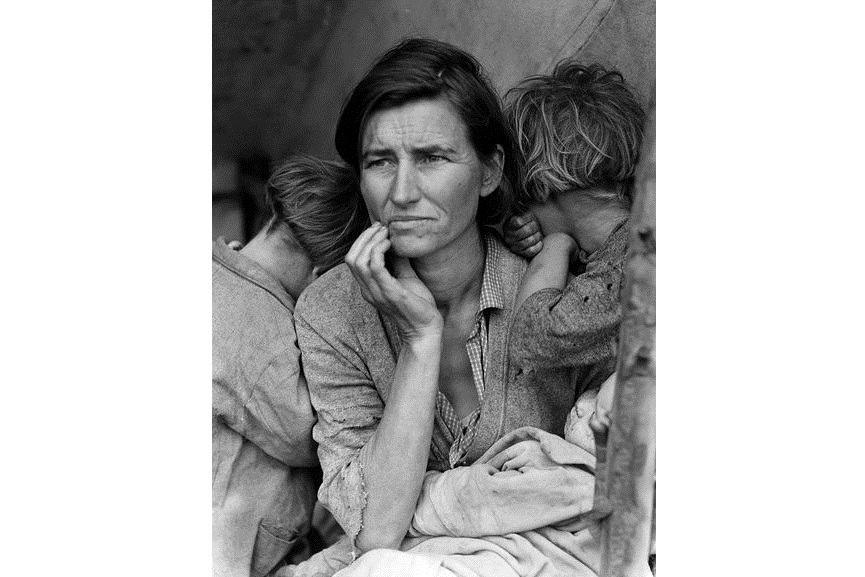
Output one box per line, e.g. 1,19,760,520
436,233,505,468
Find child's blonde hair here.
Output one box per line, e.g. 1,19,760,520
505,62,645,211
266,155,369,274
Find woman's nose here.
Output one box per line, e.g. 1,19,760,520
390,163,421,205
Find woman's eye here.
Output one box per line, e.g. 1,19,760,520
365,158,389,169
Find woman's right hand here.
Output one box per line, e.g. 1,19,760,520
345,222,443,341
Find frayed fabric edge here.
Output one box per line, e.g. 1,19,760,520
348,449,370,563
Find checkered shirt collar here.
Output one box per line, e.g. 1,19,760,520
478,230,506,313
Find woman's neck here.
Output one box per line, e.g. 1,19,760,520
409,226,485,315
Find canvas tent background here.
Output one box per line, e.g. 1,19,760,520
212,0,655,241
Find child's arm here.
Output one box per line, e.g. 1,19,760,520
515,232,577,310
510,221,629,371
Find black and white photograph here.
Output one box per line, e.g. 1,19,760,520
212,2,655,575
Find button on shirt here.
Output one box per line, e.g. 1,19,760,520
435,234,506,467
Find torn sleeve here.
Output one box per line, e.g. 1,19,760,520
294,307,383,554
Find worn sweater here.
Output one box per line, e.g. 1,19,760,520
510,218,628,378
294,231,608,545
510,219,629,453
212,238,320,577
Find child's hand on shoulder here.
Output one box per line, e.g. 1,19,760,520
504,211,544,258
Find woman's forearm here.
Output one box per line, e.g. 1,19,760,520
355,334,442,552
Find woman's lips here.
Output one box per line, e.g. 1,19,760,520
388,215,429,222
387,216,431,230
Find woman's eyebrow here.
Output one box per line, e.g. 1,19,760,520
412,144,457,156
361,147,394,160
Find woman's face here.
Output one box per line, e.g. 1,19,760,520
359,97,502,259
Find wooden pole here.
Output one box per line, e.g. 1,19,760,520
599,106,656,577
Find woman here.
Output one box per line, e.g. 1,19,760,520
293,38,607,558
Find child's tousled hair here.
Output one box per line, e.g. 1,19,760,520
266,155,370,274
505,62,645,211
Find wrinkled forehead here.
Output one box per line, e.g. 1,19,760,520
360,97,470,153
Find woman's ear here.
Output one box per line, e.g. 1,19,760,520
480,144,504,198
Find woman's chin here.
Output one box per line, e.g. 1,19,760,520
389,236,435,259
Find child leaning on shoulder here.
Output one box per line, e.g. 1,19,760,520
501,61,645,450
212,155,369,576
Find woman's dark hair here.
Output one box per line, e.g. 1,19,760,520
334,37,520,226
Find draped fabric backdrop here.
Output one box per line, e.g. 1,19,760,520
213,0,655,164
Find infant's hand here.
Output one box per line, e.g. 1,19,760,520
589,372,617,437
504,211,543,258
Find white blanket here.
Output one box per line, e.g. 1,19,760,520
317,426,605,577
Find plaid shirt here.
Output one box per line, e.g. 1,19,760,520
436,233,505,467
